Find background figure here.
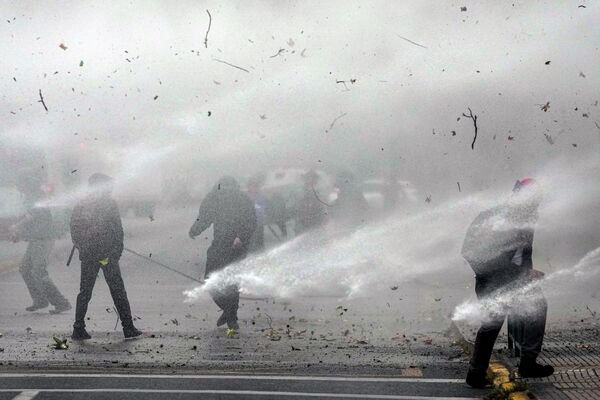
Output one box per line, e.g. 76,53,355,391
331,171,368,228
70,173,142,341
246,173,269,253
294,170,328,235
462,178,554,388
266,193,288,239
189,176,257,329
10,171,70,314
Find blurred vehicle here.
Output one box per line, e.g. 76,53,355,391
361,178,420,210
326,177,420,212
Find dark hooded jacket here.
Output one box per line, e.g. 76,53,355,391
189,177,257,276
70,196,124,262
462,204,535,283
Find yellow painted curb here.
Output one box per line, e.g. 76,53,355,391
487,361,536,400
508,392,531,400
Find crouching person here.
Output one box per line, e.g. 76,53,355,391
462,178,553,388
70,173,142,340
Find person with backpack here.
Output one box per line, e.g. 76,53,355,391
462,178,554,388
69,173,142,340
189,176,257,330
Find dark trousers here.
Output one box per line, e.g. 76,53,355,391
74,257,133,330
205,243,245,322
20,240,69,307
210,285,240,322
469,277,547,374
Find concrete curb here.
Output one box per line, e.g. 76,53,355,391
448,322,536,400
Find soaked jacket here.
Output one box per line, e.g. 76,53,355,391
189,186,257,276
70,196,124,262
462,205,534,283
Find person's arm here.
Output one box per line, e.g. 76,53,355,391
189,193,215,238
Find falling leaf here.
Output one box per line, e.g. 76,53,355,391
287,38,295,47
260,114,266,120
59,43,68,50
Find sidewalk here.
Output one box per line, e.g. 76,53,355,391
498,318,600,400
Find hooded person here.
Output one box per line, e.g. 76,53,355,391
463,178,553,388
189,176,257,329
9,170,71,314
70,173,142,340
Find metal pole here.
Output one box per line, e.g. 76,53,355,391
123,247,204,284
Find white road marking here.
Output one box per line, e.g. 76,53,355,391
0,389,479,400
0,373,464,383
11,391,39,400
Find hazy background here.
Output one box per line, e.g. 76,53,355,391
1,1,599,316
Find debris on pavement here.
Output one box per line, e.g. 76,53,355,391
52,337,69,350
226,328,238,338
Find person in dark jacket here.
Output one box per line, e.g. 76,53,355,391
10,173,71,314
189,176,257,329
70,173,142,341
463,178,553,388
294,170,328,235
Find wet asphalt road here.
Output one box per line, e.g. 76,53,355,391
0,373,485,400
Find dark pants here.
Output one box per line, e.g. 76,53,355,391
205,243,245,322
20,240,69,307
74,257,133,330
469,276,547,375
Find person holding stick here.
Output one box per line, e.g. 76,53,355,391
69,173,142,341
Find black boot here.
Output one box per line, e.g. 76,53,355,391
466,369,492,388
123,326,143,339
71,327,92,341
519,358,554,378
227,318,239,330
